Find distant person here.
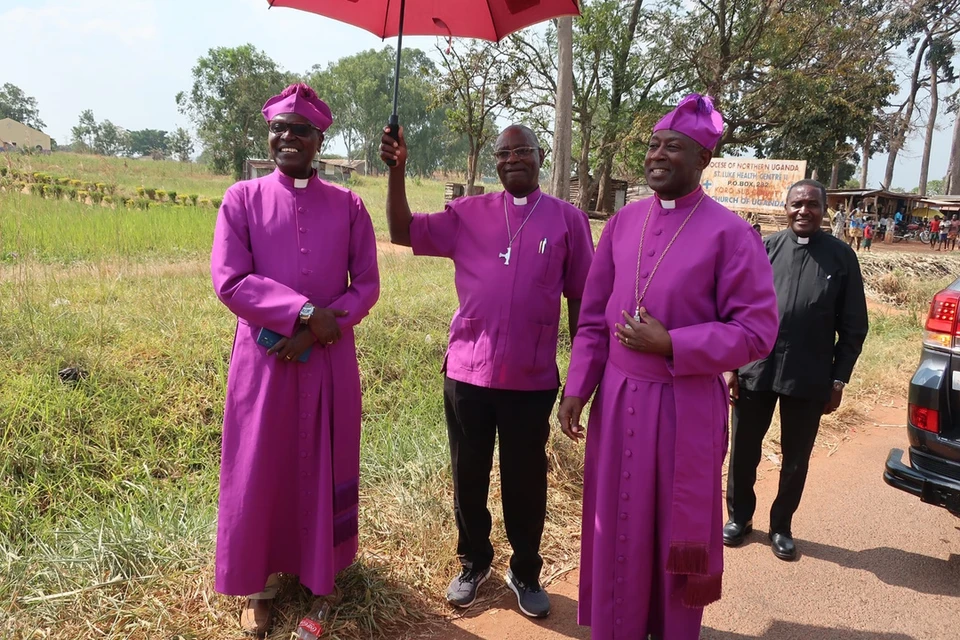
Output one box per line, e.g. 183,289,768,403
847,211,862,250
753,222,763,235
950,214,960,251
723,179,868,561
831,205,846,239
862,220,873,251
930,216,941,249
937,215,950,251
558,94,778,639
878,215,889,241
380,123,594,618
210,83,380,635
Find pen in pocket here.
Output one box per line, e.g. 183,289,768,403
539,238,547,254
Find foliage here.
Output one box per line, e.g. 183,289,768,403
0,82,45,130
127,129,169,158
169,127,194,163
176,44,294,179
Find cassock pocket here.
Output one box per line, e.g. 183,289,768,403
810,272,840,310
448,316,480,371
537,245,565,289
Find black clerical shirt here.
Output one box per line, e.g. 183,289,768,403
739,228,869,402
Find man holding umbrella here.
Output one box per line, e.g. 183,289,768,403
380,125,594,618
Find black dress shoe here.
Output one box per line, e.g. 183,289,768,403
722,520,753,547
769,532,797,560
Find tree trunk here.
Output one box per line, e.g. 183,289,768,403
919,61,939,197
549,17,574,201
860,125,873,189
883,36,930,189
830,161,840,189
949,112,960,195
596,160,613,213
466,139,478,193
575,118,594,212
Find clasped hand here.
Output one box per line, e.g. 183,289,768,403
266,307,349,362
615,308,672,356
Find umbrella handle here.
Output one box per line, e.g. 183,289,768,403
385,114,400,168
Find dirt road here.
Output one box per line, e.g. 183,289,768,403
424,407,960,639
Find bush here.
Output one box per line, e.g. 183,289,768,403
198,197,211,207
189,193,199,206
77,190,89,202
52,183,64,199
145,187,157,200
156,189,167,202
135,198,150,210
70,179,83,188
41,185,53,197
66,187,78,200
84,182,97,192
167,190,177,203
135,186,145,197
103,195,114,205
13,181,26,192
57,177,71,186
105,184,118,195
118,195,130,207
211,197,223,208
90,191,104,204
95,182,107,193
0,167,6,177
25,183,36,195
32,172,51,184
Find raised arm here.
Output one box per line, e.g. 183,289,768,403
380,125,412,246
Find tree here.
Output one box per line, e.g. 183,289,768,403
948,106,960,194
176,44,293,179
127,129,169,158
93,120,129,156
0,83,45,130
918,35,957,195
550,17,574,200
435,40,520,191
70,109,98,153
912,178,946,194
307,47,444,175
170,127,194,162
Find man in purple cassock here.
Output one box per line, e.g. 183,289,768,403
558,95,780,639
210,83,380,636
380,124,594,618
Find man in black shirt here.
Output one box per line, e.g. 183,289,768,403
722,179,869,560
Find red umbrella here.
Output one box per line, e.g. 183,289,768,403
267,0,580,162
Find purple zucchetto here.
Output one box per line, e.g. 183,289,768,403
652,94,723,151
261,83,333,132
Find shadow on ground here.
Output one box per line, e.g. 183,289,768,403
703,622,917,639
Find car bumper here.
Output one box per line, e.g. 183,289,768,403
884,448,960,516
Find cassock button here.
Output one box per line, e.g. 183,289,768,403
621,493,629,500
654,229,663,236
641,271,649,279
619,535,626,542
301,269,309,275
300,451,307,458
300,248,309,254
625,449,632,458
629,383,637,391
616,598,623,605
298,207,305,213
647,249,655,257
617,556,624,563
620,512,628,520
616,577,624,584
300,431,307,439
627,407,635,415
299,227,307,233
623,471,631,479
301,412,308,418
302,527,308,534
616,618,622,625
627,429,634,436
301,393,307,398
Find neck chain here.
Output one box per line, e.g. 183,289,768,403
633,192,706,320
499,191,544,266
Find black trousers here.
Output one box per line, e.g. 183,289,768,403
726,388,824,535
443,376,558,586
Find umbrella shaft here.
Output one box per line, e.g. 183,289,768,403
391,0,406,118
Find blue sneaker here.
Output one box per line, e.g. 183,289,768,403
505,568,550,618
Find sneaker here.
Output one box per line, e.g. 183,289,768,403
445,566,492,608
505,568,550,618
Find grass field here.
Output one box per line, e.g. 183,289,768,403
0,155,952,639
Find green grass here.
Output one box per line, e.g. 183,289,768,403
0,170,941,639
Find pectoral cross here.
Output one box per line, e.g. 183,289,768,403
499,247,512,265
634,307,641,322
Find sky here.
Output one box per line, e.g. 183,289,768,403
3,0,954,191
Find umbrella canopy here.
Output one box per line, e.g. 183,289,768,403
267,0,581,41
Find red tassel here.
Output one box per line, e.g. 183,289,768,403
666,542,709,575
682,574,722,608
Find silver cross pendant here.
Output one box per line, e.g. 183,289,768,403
499,247,512,265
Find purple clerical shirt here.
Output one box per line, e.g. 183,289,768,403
411,187,594,391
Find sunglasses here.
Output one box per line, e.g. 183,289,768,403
269,121,321,137
493,146,540,161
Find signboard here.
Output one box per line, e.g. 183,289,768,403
701,158,807,214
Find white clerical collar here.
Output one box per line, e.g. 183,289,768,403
797,235,810,245
513,195,527,206
661,199,676,210
293,177,310,189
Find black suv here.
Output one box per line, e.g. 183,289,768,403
884,279,960,516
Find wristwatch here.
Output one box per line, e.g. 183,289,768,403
299,302,316,325
832,380,846,391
